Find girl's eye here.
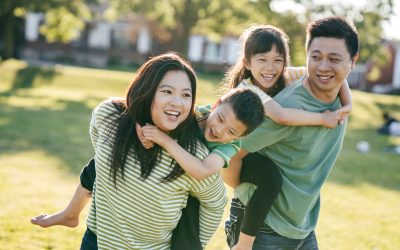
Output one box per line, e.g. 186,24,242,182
257,58,266,62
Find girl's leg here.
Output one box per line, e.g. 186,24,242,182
170,195,202,250
239,153,283,237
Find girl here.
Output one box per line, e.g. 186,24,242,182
72,53,226,249
220,24,352,249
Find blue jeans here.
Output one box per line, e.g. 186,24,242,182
226,198,319,250
80,227,98,250
253,228,319,250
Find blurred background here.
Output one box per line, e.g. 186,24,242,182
0,0,399,249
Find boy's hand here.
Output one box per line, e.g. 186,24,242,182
136,123,154,149
141,124,173,148
321,110,340,128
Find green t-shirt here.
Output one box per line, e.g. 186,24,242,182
235,78,347,239
196,104,240,167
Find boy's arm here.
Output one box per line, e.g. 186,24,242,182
264,99,340,128
139,124,225,180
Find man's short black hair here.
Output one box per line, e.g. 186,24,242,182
306,16,359,58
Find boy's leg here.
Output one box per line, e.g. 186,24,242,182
30,184,91,228
225,198,245,248
239,153,283,237
170,195,202,250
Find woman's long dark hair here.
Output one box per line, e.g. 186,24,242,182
224,24,290,97
108,53,203,185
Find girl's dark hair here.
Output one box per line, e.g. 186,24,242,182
224,24,290,97
108,52,203,185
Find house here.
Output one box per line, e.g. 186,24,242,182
21,12,241,71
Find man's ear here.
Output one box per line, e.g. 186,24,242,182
212,98,222,110
351,53,359,69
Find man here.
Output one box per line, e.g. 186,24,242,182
222,16,359,249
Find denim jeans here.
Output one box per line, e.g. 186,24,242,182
226,198,319,250
253,228,319,250
80,227,98,250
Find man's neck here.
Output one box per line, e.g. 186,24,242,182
303,77,339,103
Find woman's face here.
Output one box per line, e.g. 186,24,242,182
151,70,193,132
245,44,285,92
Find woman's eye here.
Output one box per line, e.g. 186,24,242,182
183,93,192,98
161,90,172,94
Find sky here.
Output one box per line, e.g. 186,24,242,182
271,0,400,40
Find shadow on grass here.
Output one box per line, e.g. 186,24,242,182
328,126,400,191
0,97,100,174
1,65,58,97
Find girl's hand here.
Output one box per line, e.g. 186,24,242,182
337,105,352,125
135,123,154,149
141,124,173,148
321,110,340,128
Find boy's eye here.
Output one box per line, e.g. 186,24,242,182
228,130,235,136
218,115,223,123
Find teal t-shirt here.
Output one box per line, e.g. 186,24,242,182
235,78,347,239
196,104,240,167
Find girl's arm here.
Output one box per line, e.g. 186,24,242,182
138,124,225,180
337,80,352,124
265,100,340,128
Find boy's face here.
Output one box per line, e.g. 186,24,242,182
307,37,357,96
204,103,247,143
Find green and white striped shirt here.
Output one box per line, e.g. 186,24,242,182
87,99,227,250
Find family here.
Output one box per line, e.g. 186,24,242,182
31,15,359,250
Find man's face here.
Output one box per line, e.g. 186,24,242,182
204,103,247,143
307,37,357,96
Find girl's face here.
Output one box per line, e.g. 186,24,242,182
151,70,193,132
245,44,284,92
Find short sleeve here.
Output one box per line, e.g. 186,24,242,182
210,141,240,168
237,80,272,105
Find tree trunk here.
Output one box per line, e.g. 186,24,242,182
1,10,15,59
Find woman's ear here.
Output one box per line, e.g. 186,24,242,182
212,98,222,110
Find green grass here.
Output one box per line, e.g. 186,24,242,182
0,59,399,250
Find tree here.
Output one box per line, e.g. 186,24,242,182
0,0,93,60
294,0,394,64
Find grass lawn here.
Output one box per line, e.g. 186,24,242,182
0,59,399,250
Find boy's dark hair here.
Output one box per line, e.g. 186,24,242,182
220,88,264,135
306,16,359,58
